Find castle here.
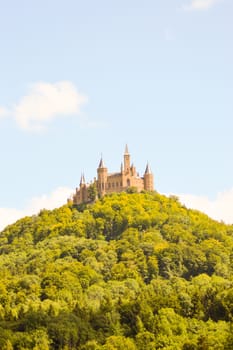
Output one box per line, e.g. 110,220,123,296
72,145,154,205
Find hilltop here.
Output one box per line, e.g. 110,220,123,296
0,191,233,349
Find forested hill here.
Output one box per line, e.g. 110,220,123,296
1,192,233,349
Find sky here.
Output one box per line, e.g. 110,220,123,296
0,0,233,230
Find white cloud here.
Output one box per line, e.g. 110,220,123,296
14,81,88,131
178,188,233,224
0,187,73,231
183,0,222,11
0,208,25,232
0,81,106,131
28,187,73,213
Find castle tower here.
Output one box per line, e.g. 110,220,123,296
130,163,136,176
144,163,154,191
80,173,85,187
79,173,88,202
97,156,108,196
124,144,130,174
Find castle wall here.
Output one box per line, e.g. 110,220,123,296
73,185,89,205
72,147,154,204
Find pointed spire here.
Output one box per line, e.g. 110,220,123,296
145,162,152,174
80,173,85,185
98,156,105,168
124,144,129,154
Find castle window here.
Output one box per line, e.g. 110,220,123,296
116,182,118,187
108,183,111,188
127,179,130,187
112,183,115,188
120,182,122,186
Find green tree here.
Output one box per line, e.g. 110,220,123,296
88,184,98,202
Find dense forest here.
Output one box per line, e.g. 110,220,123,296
0,191,233,349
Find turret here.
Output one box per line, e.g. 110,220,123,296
97,156,108,196
77,172,88,203
79,173,85,187
130,163,136,176
144,162,154,191
124,144,130,174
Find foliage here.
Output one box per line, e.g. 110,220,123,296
0,191,233,349
88,184,98,202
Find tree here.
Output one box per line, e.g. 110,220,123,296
88,184,98,202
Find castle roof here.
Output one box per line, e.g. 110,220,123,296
98,157,106,168
124,144,129,154
108,172,121,177
80,173,85,185
144,162,152,175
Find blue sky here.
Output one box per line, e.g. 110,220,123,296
0,0,233,229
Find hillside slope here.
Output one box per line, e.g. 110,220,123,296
0,192,233,349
